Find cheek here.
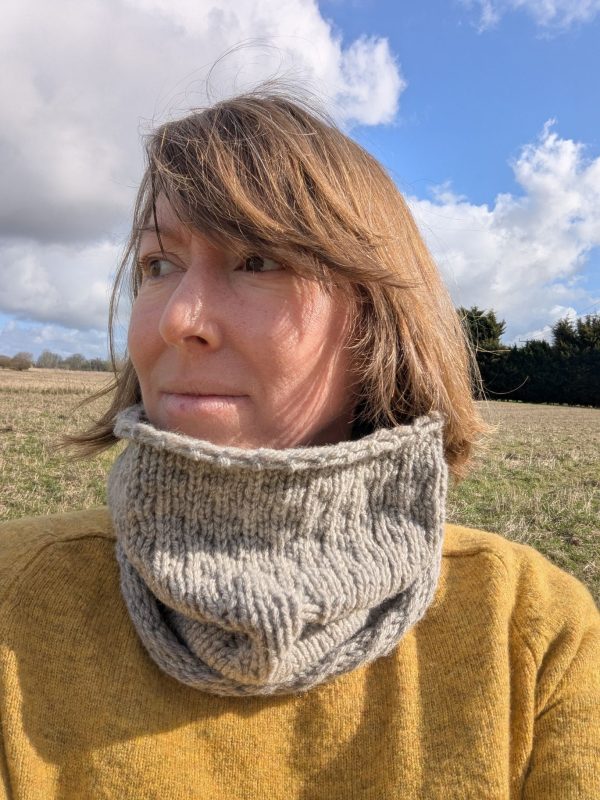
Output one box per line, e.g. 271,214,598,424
263,287,354,393
297,289,353,362
127,297,160,376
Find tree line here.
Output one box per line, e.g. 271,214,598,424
459,308,600,407
0,350,111,372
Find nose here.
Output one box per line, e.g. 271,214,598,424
158,270,223,351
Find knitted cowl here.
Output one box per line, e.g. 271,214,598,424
107,404,448,697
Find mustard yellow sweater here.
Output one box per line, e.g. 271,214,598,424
1,508,598,799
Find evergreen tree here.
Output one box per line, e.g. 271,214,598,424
456,309,599,407
551,317,579,355
575,314,600,352
458,306,506,353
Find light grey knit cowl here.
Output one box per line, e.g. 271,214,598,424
107,404,448,697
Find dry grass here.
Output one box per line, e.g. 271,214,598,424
0,369,119,519
0,368,114,393
448,400,600,603
1,368,598,602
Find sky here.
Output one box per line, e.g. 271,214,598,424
1,0,599,359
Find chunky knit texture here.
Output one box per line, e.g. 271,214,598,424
107,404,448,696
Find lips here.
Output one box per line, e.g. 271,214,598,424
160,388,247,398
160,392,247,418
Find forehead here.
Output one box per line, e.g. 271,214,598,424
140,195,187,239
139,195,217,252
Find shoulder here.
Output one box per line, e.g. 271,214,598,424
442,522,597,613
441,525,600,793
0,508,116,607
441,522,599,666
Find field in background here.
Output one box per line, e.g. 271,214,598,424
1,368,598,603
447,401,599,604
0,369,117,521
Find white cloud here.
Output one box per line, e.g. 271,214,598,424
409,122,600,343
462,0,600,31
0,0,403,246
0,240,120,331
0,318,110,360
517,305,579,342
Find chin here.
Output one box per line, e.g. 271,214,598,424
148,394,256,447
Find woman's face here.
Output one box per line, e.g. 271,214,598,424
128,196,358,449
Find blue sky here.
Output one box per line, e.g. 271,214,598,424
331,0,600,302
0,0,599,358
340,1,600,203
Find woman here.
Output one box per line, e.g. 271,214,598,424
1,91,598,799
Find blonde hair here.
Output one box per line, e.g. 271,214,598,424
69,89,486,480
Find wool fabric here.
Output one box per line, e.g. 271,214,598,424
107,404,447,696
2,508,599,799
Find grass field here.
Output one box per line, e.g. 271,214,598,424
1,367,598,603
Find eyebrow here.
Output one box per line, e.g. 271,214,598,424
137,224,182,239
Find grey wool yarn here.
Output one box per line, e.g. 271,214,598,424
108,404,448,697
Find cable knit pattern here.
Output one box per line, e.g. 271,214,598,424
107,404,448,696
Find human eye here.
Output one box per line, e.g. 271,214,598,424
140,257,178,280
240,255,282,273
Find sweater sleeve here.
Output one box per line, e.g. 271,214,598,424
0,724,10,800
0,509,113,800
515,548,600,798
